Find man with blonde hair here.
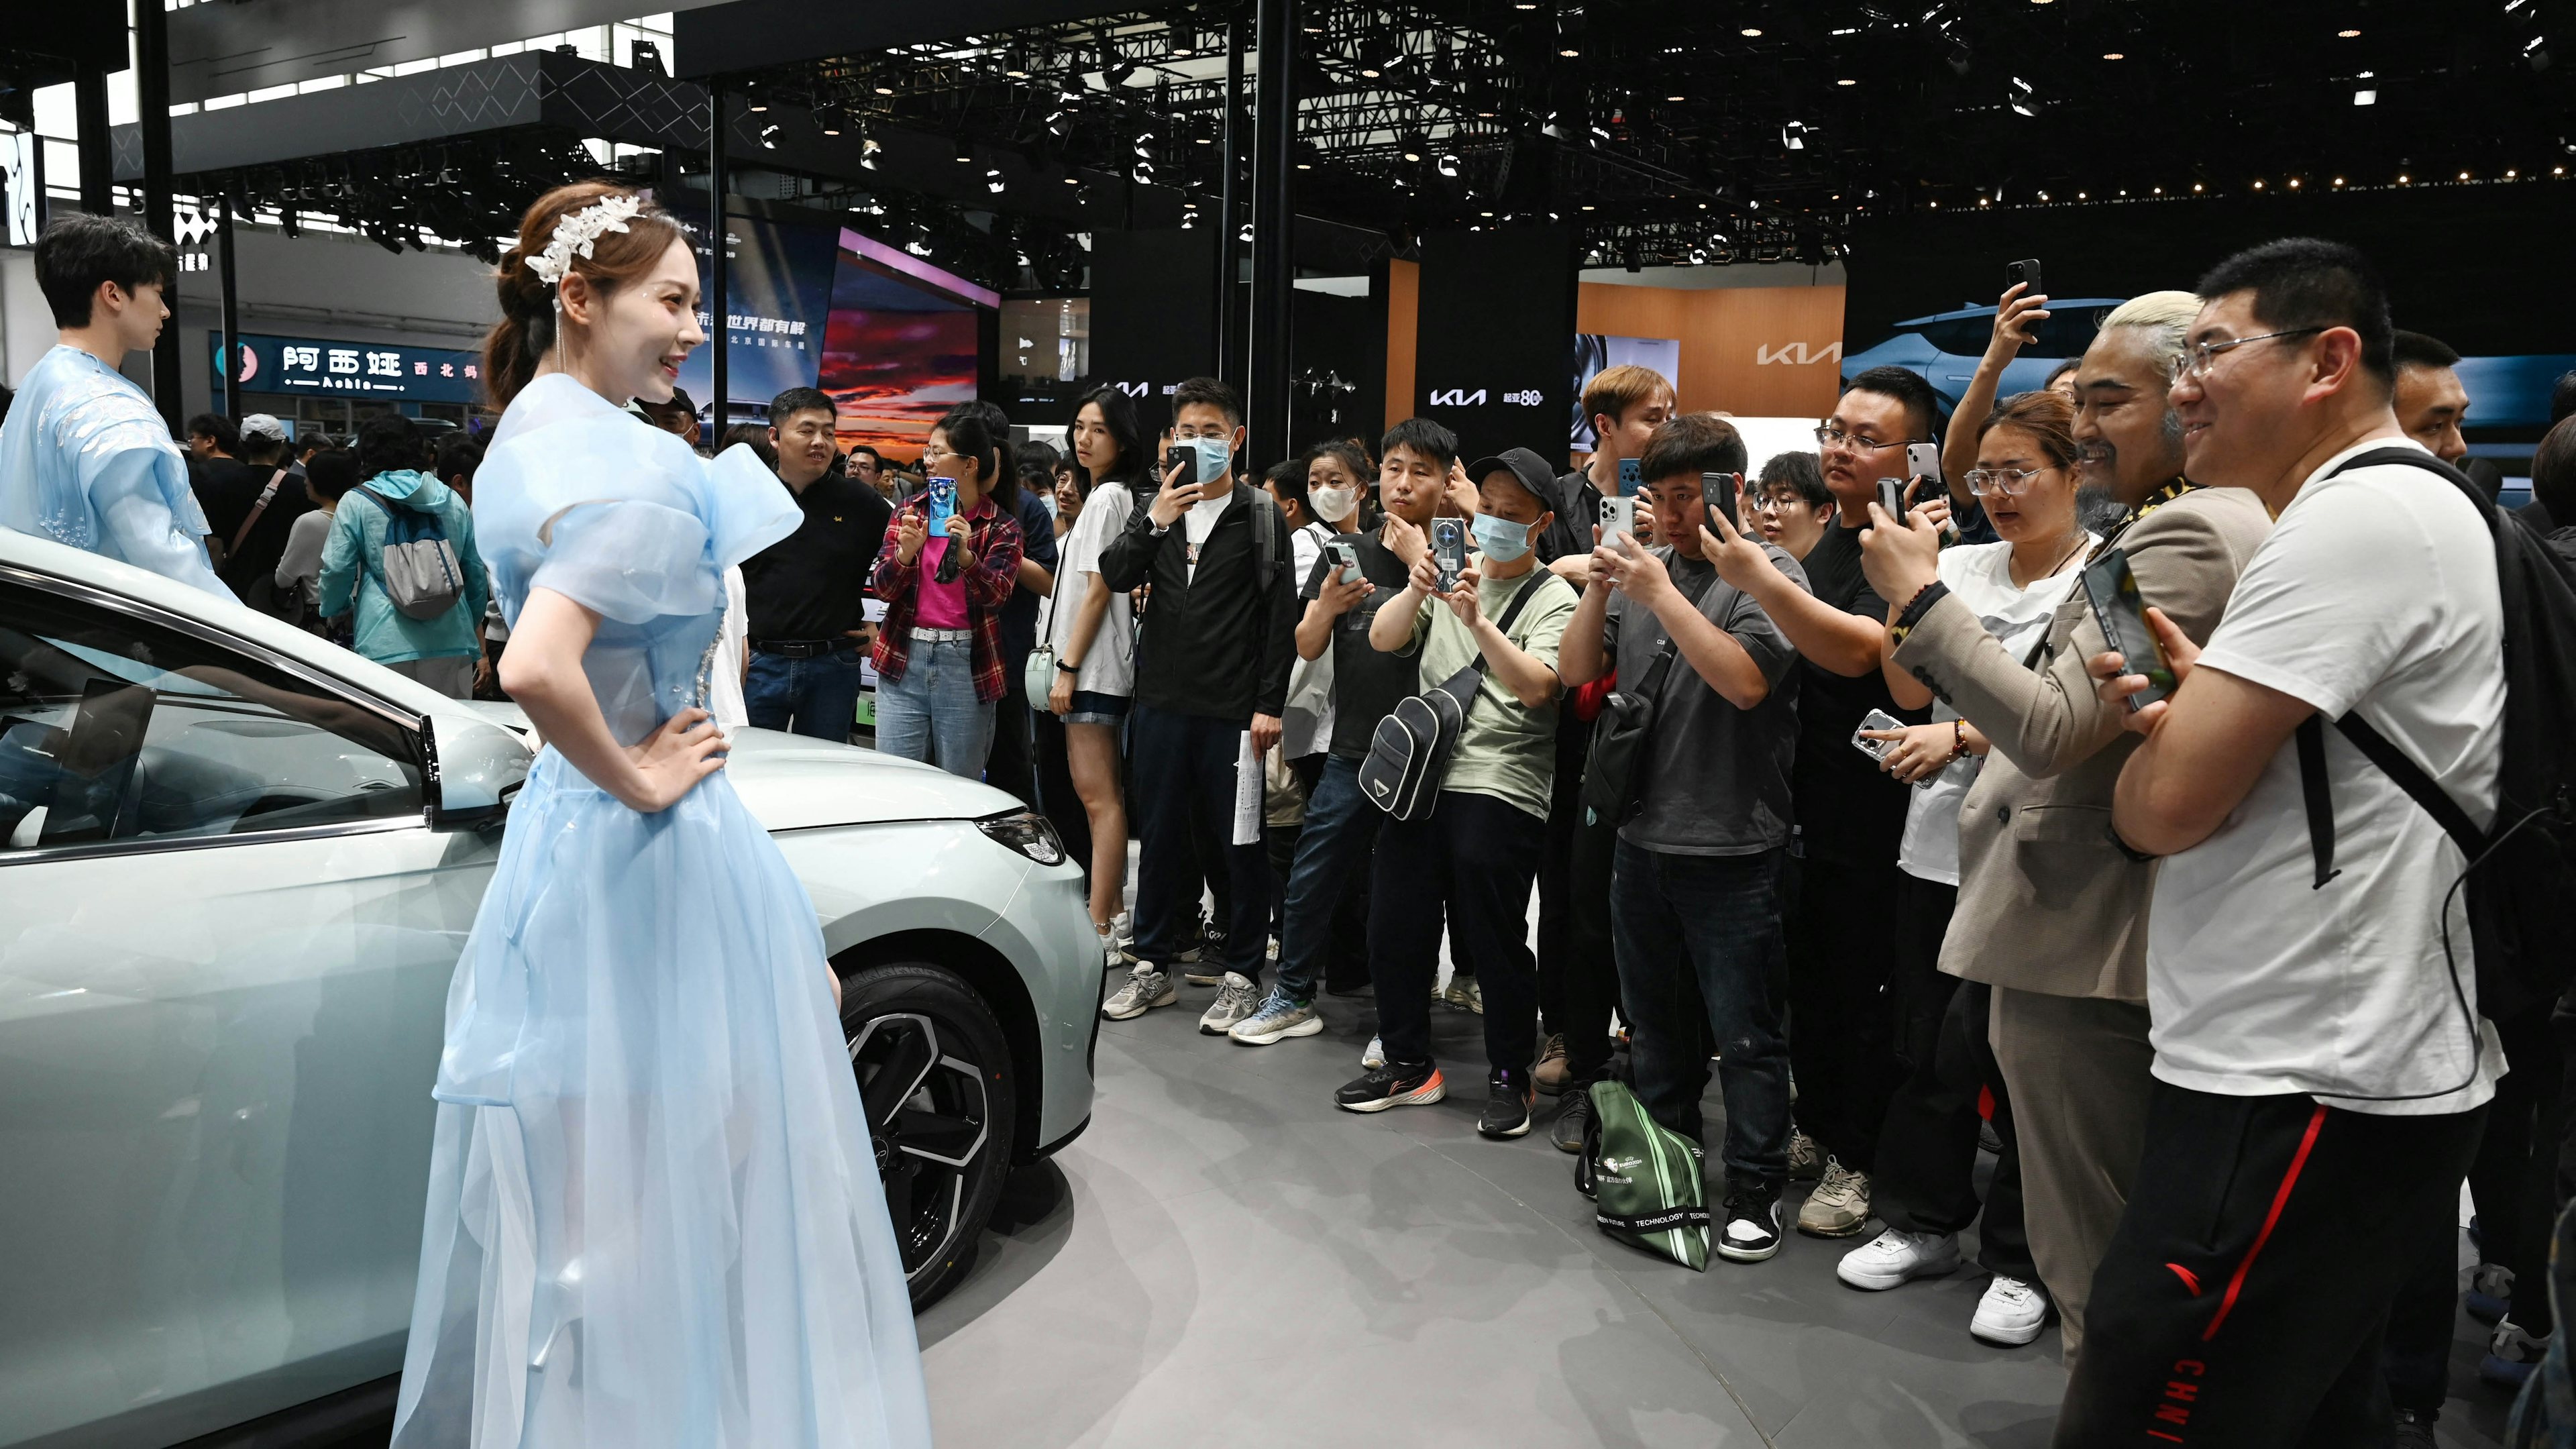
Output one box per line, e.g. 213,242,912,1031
1853,284,2273,1365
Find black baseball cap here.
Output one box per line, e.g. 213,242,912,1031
1466,447,1558,508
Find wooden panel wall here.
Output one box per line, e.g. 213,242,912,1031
1383,258,1419,435
1574,282,1847,420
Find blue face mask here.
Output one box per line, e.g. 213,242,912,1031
1471,512,1535,563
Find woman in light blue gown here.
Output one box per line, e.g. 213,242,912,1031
390,182,932,1448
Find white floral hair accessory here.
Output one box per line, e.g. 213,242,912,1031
526,193,645,290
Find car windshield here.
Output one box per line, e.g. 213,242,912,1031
0,583,423,849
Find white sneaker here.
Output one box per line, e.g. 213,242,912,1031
1836,1227,1962,1290
1970,1274,2052,1346
1101,966,1176,1020
1796,1157,1873,1238
1197,973,1262,1035
1442,975,1484,1014
1362,1035,1385,1069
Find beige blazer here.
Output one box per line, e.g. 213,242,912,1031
1892,486,2273,1002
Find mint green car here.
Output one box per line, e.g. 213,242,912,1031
0,528,1099,1448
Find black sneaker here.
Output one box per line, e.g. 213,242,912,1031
1719,1182,1786,1263
1550,1085,1595,1155
2392,1408,2437,1449
1478,1069,1538,1140
1334,1060,1446,1113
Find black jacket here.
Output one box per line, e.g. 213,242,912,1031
1097,485,1299,722
1538,468,1605,565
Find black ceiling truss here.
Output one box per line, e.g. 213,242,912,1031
119,0,2576,280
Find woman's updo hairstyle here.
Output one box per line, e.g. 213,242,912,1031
1977,387,2082,474
483,180,688,412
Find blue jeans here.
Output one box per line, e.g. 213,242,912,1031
1272,754,1381,1003
744,645,864,743
1611,839,1792,1189
874,633,994,778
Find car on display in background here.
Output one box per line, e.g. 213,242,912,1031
0,529,1099,1449
1839,299,2129,413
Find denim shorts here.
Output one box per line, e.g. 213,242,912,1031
1063,690,1130,727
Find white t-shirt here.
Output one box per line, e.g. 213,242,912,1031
708,564,750,733
2147,437,2506,1116
1282,521,1338,759
1896,534,2093,885
1182,484,1236,582
1047,482,1135,698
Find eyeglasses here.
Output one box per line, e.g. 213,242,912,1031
1964,466,2049,497
1813,423,1917,454
2167,327,2327,383
1748,491,1816,515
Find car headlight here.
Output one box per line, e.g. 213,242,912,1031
976,808,1067,866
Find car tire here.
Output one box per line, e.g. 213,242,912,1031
837,961,1018,1312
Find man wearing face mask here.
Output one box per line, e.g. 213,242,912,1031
1232,424,1448,1048
1341,447,1580,1140
1097,378,1299,1036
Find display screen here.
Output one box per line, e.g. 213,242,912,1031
676,212,838,422
818,229,983,462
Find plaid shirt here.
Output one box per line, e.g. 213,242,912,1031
869,498,1024,702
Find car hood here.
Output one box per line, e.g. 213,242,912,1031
455,702,1015,830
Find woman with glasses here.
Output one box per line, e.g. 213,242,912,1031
1835,388,2095,1346
869,405,1026,776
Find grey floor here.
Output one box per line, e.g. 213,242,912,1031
914,963,2524,1448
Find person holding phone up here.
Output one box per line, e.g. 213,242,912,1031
1095,378,1299,1036
869,405,1024,777
1855,294,2269,1368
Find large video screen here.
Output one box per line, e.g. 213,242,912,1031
678,213,837,421
820,229,993,462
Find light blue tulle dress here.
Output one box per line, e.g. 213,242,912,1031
390,374,932,1448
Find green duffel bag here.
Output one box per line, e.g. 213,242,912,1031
1574,1078,1711,1271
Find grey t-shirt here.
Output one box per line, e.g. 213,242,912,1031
1602,545,1807,855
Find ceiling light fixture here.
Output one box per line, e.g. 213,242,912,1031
1560,47,1581,56
1740,27,1763,37
2354,89,2377,105
2103,52,2126,60
2339,28,2361,38
1837,78,1856,85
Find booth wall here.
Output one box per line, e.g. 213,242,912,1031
1575,282,1847,423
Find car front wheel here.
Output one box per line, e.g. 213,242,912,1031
838,961,1018,1311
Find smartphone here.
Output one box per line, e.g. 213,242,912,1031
1431,518,1467,592
1700,471,1740,531
1326,538,1362,585
925,475,957,530
1876,477,1908,521
1599,495,1636,546
2079,547,2177,710
1906,443,1942,486
1850,707,1906,763
2007,258,2042,294
1616,457,1641,496
1171,436,1226,485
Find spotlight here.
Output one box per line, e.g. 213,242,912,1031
1740,27,1763,37
1436,153,1460,177
749,94,769,114
1401,132,1429,162
759,123,780,150
860,136,881,170
2338,28,2361,38
955,136,976,164
1780,121,1807,151
2354,89,2377,105
2103,52,2126,60
987,166,1006,193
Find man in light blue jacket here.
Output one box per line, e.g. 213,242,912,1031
319,415,490,697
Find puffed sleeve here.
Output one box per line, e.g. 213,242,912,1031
476,412,796,627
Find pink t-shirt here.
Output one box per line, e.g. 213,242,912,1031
912,500,990,629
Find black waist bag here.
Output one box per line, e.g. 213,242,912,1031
1580,639,1678,826
1358,572,1544,821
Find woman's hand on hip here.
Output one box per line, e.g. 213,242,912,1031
621,707,728,811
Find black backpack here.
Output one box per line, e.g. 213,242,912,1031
2297,448,2576,1024
1358,572,1546,820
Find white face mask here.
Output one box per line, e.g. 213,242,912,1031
1309,484,1358,523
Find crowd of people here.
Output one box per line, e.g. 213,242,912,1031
12,199,2576,1447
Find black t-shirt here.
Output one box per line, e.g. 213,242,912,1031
1789,519,1921,867
741,472,894,642
1301,530,1422,759
197,459,314,592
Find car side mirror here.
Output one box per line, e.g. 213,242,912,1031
424,712,531,832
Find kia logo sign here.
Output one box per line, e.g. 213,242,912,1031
1425,388,1547,407
1755,341,1844,366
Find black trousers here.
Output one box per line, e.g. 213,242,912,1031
1371,790,1547,1079
1538,737,1621,1083
1867,876,2035,1279
2056,1084,2486,1449
1128,704,1268,981
985,672,1036,806
1030,705,1090,875
1782,853,1907,1173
